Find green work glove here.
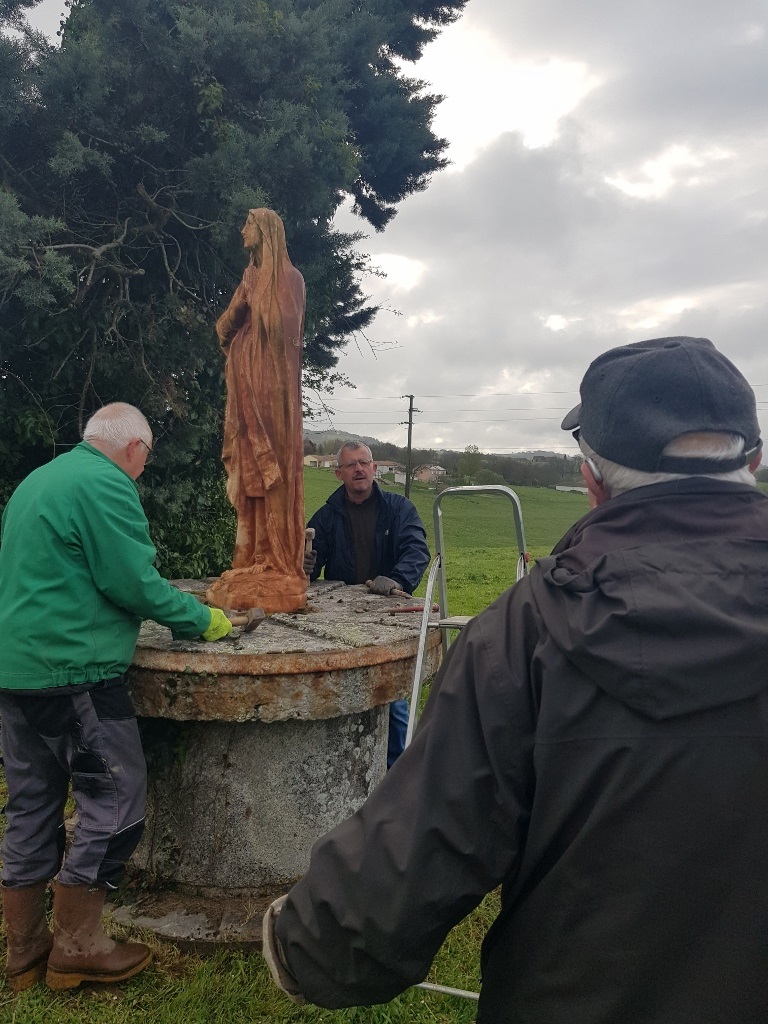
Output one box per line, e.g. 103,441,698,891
202,607,233,641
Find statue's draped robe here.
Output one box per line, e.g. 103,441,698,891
216,210,305,583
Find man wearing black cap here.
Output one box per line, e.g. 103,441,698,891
262,337,768,1024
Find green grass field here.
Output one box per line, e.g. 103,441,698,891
305,468,589,613
0,474,587,1021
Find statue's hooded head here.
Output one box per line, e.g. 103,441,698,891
242,208,288,271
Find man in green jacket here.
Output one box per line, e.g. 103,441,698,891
0,402,232,993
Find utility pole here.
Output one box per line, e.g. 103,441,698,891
403,394,416,498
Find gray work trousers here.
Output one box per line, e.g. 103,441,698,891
0,677,147,889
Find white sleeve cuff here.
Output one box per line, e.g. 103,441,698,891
262,894,306,1004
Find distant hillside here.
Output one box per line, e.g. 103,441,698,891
304,429,561,461
304,428,381,448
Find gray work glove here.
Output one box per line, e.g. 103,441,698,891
303,548,317,575
367,575,399,596
262,895,305,1004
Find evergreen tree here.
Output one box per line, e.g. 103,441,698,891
0,0,465,572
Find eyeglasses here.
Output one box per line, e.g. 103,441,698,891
139,439,155,464
339,458,372,469
572,429,603,482
583,456,603,483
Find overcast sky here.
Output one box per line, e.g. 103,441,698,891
28,0,768,455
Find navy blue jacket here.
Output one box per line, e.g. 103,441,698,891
308,482,429,594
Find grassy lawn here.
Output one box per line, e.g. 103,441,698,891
0,472,586,1020
305,468,589,614
0,925,492,1023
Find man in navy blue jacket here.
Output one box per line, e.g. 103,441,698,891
306,442,430,765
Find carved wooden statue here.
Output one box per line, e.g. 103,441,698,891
206,208,307,613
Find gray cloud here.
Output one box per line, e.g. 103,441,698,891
25,0,768,451
325,0,768,451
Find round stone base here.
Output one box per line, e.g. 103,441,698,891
132,708,387,892
122,580,442,947
110,888,272,953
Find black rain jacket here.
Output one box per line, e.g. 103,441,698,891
278,478,768,1023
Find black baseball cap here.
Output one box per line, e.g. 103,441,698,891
561,336,762,473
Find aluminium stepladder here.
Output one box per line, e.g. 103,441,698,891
406,485,529,746
405,485,529,1004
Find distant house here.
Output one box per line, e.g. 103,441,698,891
303,455,337,469
413,464,447,484
375,460,403,479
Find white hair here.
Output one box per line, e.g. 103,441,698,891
336,440,373,465
581,432,757,497
83,403,152,452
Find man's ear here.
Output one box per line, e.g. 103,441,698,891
749,448,762,474
580,461,610,508
334,467,343,482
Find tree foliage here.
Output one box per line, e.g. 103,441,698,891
0,0,465,572
367,437,584,489
458,444,481,485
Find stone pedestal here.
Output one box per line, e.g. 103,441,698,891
113,580,441,950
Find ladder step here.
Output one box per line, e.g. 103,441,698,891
429,615,474,629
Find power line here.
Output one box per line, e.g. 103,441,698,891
320,418,567,425
314,384,768,400
308,382,768,452
325,406,574,413
415,391,579,397
319,390,580,400
467,446,573,451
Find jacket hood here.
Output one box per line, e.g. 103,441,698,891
529,479,768,720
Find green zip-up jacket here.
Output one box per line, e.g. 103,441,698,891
0,442,211,691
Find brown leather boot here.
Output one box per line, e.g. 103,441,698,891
2,880,54,992
45,883,152,990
